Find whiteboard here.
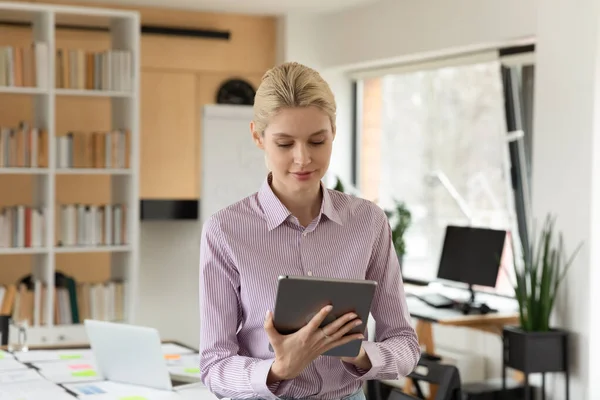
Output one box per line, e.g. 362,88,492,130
200,104,267,224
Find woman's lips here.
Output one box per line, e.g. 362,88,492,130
291,171,314,181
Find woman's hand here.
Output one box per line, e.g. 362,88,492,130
264,305,364,382
340,345,372,371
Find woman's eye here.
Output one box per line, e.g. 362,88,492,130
311,141,325,146
277,143,293,148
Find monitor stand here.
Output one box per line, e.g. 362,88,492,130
452,284,496,315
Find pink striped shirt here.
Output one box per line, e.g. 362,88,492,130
198,175,420,400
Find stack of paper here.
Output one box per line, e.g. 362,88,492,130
0,351,27,372
13,349,94,363
33,359,104,384
63,381,182,399
0,368,75,399
165,353,201,383
160,343,200,383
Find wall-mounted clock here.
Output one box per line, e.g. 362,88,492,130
216,78,256,105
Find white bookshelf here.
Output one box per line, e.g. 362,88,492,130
0,1,140,346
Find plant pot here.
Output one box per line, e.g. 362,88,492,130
503,325,569,373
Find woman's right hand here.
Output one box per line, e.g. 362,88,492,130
263,305,364,382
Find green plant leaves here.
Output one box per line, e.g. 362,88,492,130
511,214,582,332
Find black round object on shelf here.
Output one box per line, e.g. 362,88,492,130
216,78,256,105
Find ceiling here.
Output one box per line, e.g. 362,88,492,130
68,0,379,15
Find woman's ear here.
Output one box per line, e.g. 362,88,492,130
250,121,265,149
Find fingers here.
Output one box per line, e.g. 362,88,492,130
324,332,365,352
329,318,363,341
304,305,333,332
263,310,279,339
322,312,360,337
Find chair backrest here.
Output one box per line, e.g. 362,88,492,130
386,357,462,400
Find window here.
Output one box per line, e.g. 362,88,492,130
353,50,534,296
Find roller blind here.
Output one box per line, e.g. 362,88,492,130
348,46,535,80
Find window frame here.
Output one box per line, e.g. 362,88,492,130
349,45,536,296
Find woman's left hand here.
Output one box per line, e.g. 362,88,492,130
340,345,372,370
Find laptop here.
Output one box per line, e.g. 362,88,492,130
84,319,197,391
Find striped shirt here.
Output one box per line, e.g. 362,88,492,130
198,175,420,400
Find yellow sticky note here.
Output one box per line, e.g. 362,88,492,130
60,354,82,360
71,370,97,377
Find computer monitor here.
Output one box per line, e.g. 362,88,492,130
436,225,507,300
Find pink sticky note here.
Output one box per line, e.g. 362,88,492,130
68,364,94,370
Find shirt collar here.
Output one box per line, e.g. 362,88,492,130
258,173,343,231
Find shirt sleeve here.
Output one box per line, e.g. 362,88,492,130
198,216,290,400
343,207,421,381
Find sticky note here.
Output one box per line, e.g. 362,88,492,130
71,370,97,377
68,364,93,370
184,367,200,374
60,354,82,359
164,354,180,360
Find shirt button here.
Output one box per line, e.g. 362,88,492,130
302,232,307,237
307,271,313,276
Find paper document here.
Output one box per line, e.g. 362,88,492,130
0,359,27,372
13,349,94,363
175,383,217,400
0,350,14,359
0,368,47,384
64,381,182,399
0,392,76,400
161,343,195,356
36,360,104,384
0,370,70,399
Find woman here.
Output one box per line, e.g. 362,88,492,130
199,62,420,400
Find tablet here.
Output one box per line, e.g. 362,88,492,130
271,275,378,357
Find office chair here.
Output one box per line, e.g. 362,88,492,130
385,356,462,400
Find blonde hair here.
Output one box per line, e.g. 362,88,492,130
253,62,336,135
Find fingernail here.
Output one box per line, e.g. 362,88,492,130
354,320,362,326
265,310,270,319
325,305,333,311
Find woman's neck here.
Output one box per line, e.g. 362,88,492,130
270,177,322,227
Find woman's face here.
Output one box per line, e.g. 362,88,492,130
252,106,334,195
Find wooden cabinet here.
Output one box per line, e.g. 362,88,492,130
140,70,198,199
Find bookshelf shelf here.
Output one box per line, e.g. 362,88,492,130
0,1,140,347
0,247,49,255
0,168,49,174
0,87,49,95
54,245,131,254
55,168,131,175
54,89,133,98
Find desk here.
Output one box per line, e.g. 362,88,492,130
0,340,216,400
399,288,520,400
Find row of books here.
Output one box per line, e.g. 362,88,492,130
0,206,46,248
0,43,49,88
0,276,126,327
56,129,130,169
0,123,49,168
56,48,133,92
57,203,127,247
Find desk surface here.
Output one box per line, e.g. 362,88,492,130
404,283,519,328
406,295,519,327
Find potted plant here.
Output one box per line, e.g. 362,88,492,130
384,200,412,271
502,214,582,394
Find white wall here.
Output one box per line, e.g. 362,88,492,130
531,0,600,397
136,221,201,348
313,0,536,70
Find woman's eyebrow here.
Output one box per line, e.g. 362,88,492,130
272,129,328,138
